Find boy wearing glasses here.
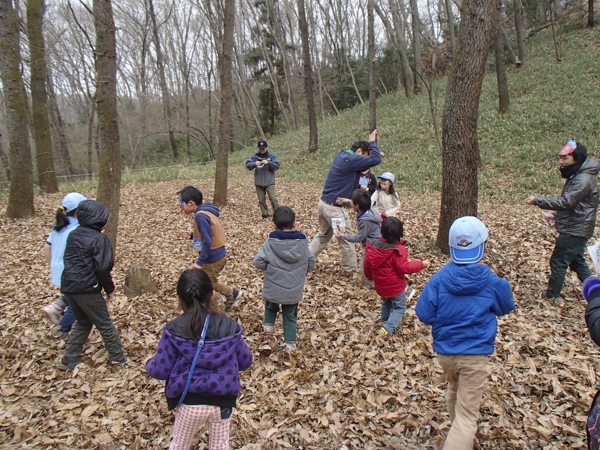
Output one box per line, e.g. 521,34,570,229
178,186,242,311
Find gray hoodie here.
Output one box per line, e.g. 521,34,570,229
253,230,316,304
343,208,382,246
535,157,600,239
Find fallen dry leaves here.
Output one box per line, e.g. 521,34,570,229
1,169,598,449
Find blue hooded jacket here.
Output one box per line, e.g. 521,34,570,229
415,262,515,355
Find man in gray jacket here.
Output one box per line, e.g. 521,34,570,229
253,206,315,353
526,140,600,303
246,139,281,218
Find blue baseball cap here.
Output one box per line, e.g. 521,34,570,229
61,193,87,213
378,172,395,183
449,216,488,264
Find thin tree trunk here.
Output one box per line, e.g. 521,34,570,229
46,66,74,176
445,0,457,56
213,0,235,206
368,0,376,131
495,1,509,114
346,55,364,104
502,25,517,64
435,0,497,252
93,0,121,250
27,0,58,193
0,134,10,180
388,0,413,97
589,0,594,27
234,42,266,140
259,39,291,132
147,0,179,162
514,0,526,67
410,0,423,93
298,0,318,153
87,98,96,178
0,0,35,218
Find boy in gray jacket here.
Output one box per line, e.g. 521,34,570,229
246,139,281,218
335,189,382,286
253,206,315,353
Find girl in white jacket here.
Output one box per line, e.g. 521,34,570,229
371,172,401,219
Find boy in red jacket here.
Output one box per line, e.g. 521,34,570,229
364,217,429,337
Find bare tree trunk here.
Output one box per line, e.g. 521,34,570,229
147,0,179,162
0,0,35,218
410,0,423,93
0,134,10,180
495,0,509,114
27,0,59,193
435,0,497,253
46,66,74,176
514,0,526,67
368,0,376,131
388,0,413,97
93,0,121,250
589,0,594,27
502,25,517,64
87,98,96,178
298,0,318,153
234,43,266,140
213,0,235,206
445,0,457,56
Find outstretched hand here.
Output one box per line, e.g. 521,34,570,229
525,196,536,205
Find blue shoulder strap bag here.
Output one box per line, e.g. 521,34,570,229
177,314,211,408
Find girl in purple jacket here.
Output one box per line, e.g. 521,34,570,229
145,269,252,450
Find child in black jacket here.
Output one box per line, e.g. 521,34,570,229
58,200,127,371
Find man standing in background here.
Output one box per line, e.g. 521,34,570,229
246,139,281,219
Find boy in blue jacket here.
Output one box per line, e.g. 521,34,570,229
415,216,515,450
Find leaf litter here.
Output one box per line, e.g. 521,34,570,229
0,171,598,449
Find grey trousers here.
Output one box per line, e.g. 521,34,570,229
255,184,279,217
63,292,124,362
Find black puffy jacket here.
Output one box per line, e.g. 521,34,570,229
61,200,115,294
535,158,600,239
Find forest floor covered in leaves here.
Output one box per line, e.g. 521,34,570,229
1,171,599,449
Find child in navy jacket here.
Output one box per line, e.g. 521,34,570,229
145,269,252,449
415,216,514,450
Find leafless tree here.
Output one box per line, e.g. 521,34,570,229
435,0,497,252
298,0,318,152
0,0,35,218
495,0,509,114
514,0,526,67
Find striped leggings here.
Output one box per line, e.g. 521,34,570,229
170,404,231,450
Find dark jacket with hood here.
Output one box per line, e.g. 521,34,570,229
415,262,515,355
364,238,425,298
61,200,114,294
534,157,600,239
145,313,253,410
343,208,382,246
253,230,316,304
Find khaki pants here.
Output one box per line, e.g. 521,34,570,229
202,257,232,297
437,354,488,450
255,184,279,217
308,200,357,272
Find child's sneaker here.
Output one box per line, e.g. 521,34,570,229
224,289,242,311
285,341,297,353
378,327,390,337
406,287,417,302
43,304,62,325
111,356,130,367
259,335,272,354
57,357,81,371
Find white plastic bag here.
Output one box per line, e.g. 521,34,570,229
587,240,600,275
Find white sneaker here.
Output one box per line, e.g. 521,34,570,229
43,304,62,325
406,287,417,302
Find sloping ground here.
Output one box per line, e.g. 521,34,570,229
0,175,598,449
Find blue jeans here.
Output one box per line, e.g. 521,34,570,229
56,296,76,333
381,291,407,336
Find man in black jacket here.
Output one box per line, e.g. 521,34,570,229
526,140,600,303
59,200,127,370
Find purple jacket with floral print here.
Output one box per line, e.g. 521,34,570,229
145,313,253,410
